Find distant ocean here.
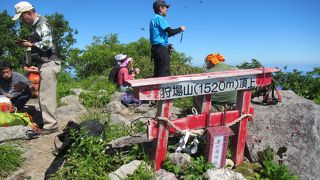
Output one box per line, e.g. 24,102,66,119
262,63,319,73
192,62,319,73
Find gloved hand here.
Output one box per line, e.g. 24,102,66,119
13,82,26,91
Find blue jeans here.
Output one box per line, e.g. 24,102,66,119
11,88,31,111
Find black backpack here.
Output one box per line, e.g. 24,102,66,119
251,80,282,105
108,65,121,83
45,120,105,179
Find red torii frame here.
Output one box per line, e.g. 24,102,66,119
128,68,279,170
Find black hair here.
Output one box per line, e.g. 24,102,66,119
0,61,13,71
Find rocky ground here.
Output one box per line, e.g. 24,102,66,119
5,94,87,180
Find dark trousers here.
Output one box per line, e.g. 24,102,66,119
151,45,171,77
11,88,31,111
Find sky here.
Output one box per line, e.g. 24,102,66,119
1,0,319,69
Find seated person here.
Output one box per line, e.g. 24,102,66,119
193,53,238,112
0,61,32,111
117,55,140,92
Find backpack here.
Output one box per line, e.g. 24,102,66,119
121,93,141,107
251,80,282,105
53,120,105,155
108,65,121,83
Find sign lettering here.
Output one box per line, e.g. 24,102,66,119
160,75,256,99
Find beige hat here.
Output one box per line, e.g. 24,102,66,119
12,1,34,21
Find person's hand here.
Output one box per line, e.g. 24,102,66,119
180,26,186,31
13,82,26,91
134,68,140,74
23,66,39,73
17,39,33,48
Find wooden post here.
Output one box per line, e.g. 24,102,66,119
152,99,173,170
231,89,252,165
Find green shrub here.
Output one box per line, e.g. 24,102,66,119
77,75,117,108
57,71,77,101
251,146,299,180
274,67,320,104
0,144,24,178
163,156,214,180
127,162,156,180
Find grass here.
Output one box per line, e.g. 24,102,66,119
0,144,24,178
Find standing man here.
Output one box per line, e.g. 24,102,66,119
13,1,61,134
150,0,186,77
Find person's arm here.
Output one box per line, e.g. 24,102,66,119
123,68,135,82
18,22,53,52
33,22,53,52
165,27,183,37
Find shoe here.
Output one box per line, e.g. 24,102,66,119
39,127,59,135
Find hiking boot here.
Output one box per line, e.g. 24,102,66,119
39,127,59,135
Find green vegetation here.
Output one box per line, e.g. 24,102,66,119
274,67,320,104
50,119,152,179
163,156,214,180
251,147,298,180
238,59,320,105
0,144,24,178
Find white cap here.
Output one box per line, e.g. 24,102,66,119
0,96,12,104
114,54,127,61
12,1,34,21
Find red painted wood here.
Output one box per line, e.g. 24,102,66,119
147,106,254,139
152,100,173,171
129,68,276,170
231,90,252,165
128,68,279,87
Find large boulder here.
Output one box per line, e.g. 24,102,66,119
247,90,320,179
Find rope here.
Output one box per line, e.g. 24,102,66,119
225,114,253,127
130,113,252,137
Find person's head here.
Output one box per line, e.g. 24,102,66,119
205,53,225,69
0,61,13,80
12,1,37,25
153,0,170,16
120,57,133,70
115,54,127,65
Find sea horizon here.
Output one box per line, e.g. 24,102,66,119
191,62,319,73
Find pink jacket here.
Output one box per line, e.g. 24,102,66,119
117,67,134,86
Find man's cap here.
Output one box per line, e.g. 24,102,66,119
12,1,34,21
114,54,128,61
153,0,170,9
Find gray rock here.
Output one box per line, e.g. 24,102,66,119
107,133,151,149
156,169,177,180
110,114,130,125
134,103,150,113
70,88,87,96
0,126,33,142
247,90,320,180
104,101,130,115
109,160,142,180
109,91,124,102
168,153,191,168
204,168,246,180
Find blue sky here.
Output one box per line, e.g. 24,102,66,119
1,0,319,69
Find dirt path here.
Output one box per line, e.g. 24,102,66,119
7,99,65,180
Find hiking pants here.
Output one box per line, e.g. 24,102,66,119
11,87,31,111
39,60,61,129
151,45,171,77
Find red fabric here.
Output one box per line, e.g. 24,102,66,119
117,67,134,86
